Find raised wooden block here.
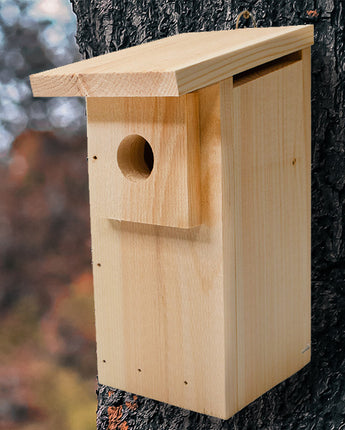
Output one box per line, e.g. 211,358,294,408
87,94,201,228
30,27,313,419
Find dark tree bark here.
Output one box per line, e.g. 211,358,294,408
70,1,345,428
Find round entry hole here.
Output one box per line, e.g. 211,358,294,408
117,134,154,181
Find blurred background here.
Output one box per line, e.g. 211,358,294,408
0,1,96,429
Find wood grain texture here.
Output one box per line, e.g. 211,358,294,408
232,57,311,410
88,54,311,418
88,82,238,418
30,25,313,97
87,94,200,228
68,0,343,427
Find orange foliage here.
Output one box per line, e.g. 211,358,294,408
0,130,96,429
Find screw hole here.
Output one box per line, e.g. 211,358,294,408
137,368,142,373
97,263,101,267
93,155,98,160
103,360,106,363
184,381,188,385
292,158,296,166
117,134,154,182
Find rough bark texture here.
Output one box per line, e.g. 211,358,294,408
70,1,345,428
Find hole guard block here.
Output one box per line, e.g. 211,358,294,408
30,26,314,419
87,95,201,228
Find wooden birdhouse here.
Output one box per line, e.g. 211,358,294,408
30,25,314,419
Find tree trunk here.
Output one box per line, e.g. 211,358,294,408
70,1,345,428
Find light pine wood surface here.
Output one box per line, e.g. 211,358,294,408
232,51,311,410
89,82,238,418
28,24,313,419
88,50,311,418
30,26,313,97
87,94,201,228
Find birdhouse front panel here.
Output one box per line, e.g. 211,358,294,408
88,82,238,419
29,25,314,420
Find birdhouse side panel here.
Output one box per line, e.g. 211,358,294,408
232,51,311,410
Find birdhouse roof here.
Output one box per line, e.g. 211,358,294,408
30,25,313,97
